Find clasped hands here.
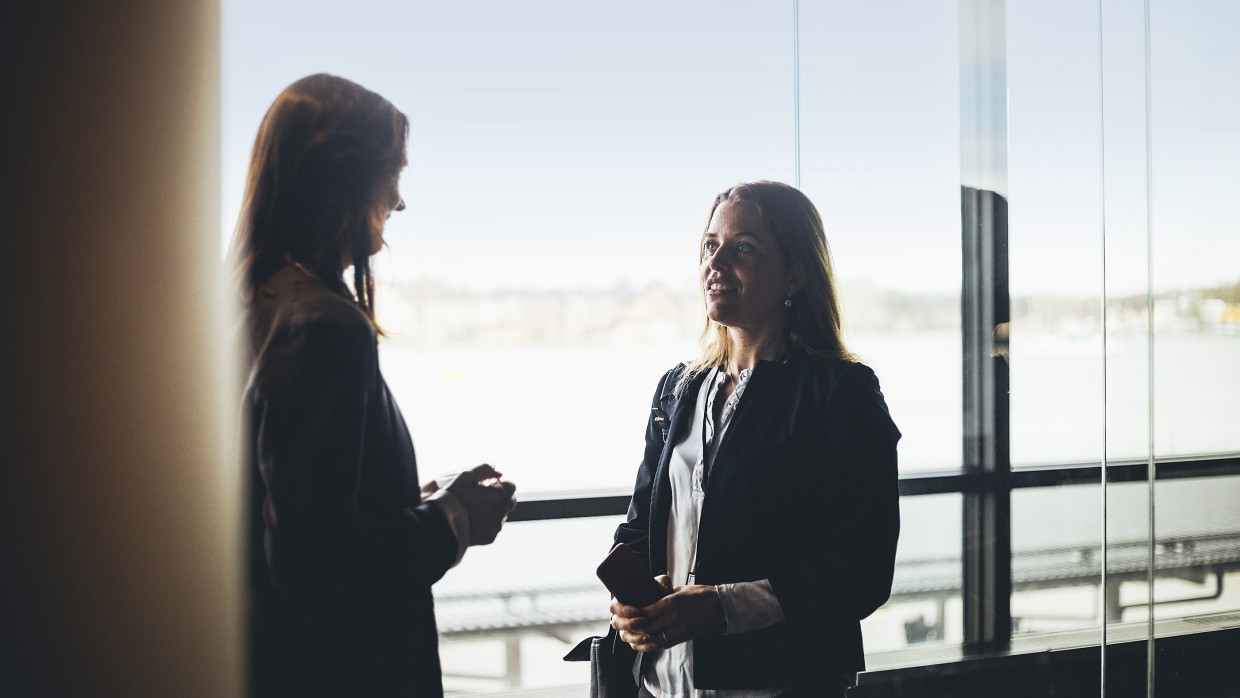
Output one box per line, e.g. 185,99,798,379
421,463,517,546
610,576,726,652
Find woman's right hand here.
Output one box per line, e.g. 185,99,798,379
610,597,648,647
610,574,674,649
613,575,727,652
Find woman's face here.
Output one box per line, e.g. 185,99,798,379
369,172,406,256
700,199,795,340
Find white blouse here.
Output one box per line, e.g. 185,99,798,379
641,367,788,698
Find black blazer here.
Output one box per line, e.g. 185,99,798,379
614,354,901,690
242,265,458,697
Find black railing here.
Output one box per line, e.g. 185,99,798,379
506,454,1240,522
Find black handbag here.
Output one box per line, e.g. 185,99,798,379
564,626,638,698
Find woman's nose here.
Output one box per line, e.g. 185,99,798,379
706,248,730,271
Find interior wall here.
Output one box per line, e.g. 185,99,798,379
1,2,240,696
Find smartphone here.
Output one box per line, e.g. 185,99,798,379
596,543,668,607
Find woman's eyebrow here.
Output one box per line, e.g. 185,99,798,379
704,230,762,240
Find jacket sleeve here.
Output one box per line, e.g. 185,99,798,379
613,367,679,566
250,317,456,598
769,363,901,626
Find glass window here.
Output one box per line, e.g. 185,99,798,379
226,0,795,495
1006,0,1107,467
378,1,795,492
434,516,623,693
800,0,962,472
870,494,964,651
1011,485,1104,639
225,1,974,487
1150,476,1240,624
223,1,1240,694
1148,2,1240,458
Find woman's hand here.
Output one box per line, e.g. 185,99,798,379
429,464,518,545
610,576,726,652
443,464,518,545
419,479,440,502
609,574,671,646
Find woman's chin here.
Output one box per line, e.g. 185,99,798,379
706,308,739,328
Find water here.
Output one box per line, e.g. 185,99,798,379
381,331,1240,492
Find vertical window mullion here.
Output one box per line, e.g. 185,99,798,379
959,0,1012,651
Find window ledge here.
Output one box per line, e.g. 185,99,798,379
853,612,1240,696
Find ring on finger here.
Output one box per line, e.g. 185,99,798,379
659,630,669,644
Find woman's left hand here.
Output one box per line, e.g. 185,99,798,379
621,580,727,652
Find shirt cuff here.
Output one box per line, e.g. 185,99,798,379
716,580,786,635
427,489,470,566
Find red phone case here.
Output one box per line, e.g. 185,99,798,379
596,543,668,607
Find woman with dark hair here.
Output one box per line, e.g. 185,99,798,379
608,181,901,697
232,73,516,697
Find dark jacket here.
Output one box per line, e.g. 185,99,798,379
614,355,901,690
242,265,457,697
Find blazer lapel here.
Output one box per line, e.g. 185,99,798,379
648,367,706,575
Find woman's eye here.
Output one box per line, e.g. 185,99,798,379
703,241,718,253
737,242,754,253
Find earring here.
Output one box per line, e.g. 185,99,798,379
784,292,793,308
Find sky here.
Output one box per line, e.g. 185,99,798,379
222,0,1239,298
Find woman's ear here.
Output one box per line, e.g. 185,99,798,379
787,262,806,296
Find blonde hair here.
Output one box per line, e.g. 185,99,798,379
684,181,854,382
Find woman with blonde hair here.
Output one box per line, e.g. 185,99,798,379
233,73,516,697
609,181,901,696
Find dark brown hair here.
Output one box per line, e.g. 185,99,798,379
230,73,408,329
